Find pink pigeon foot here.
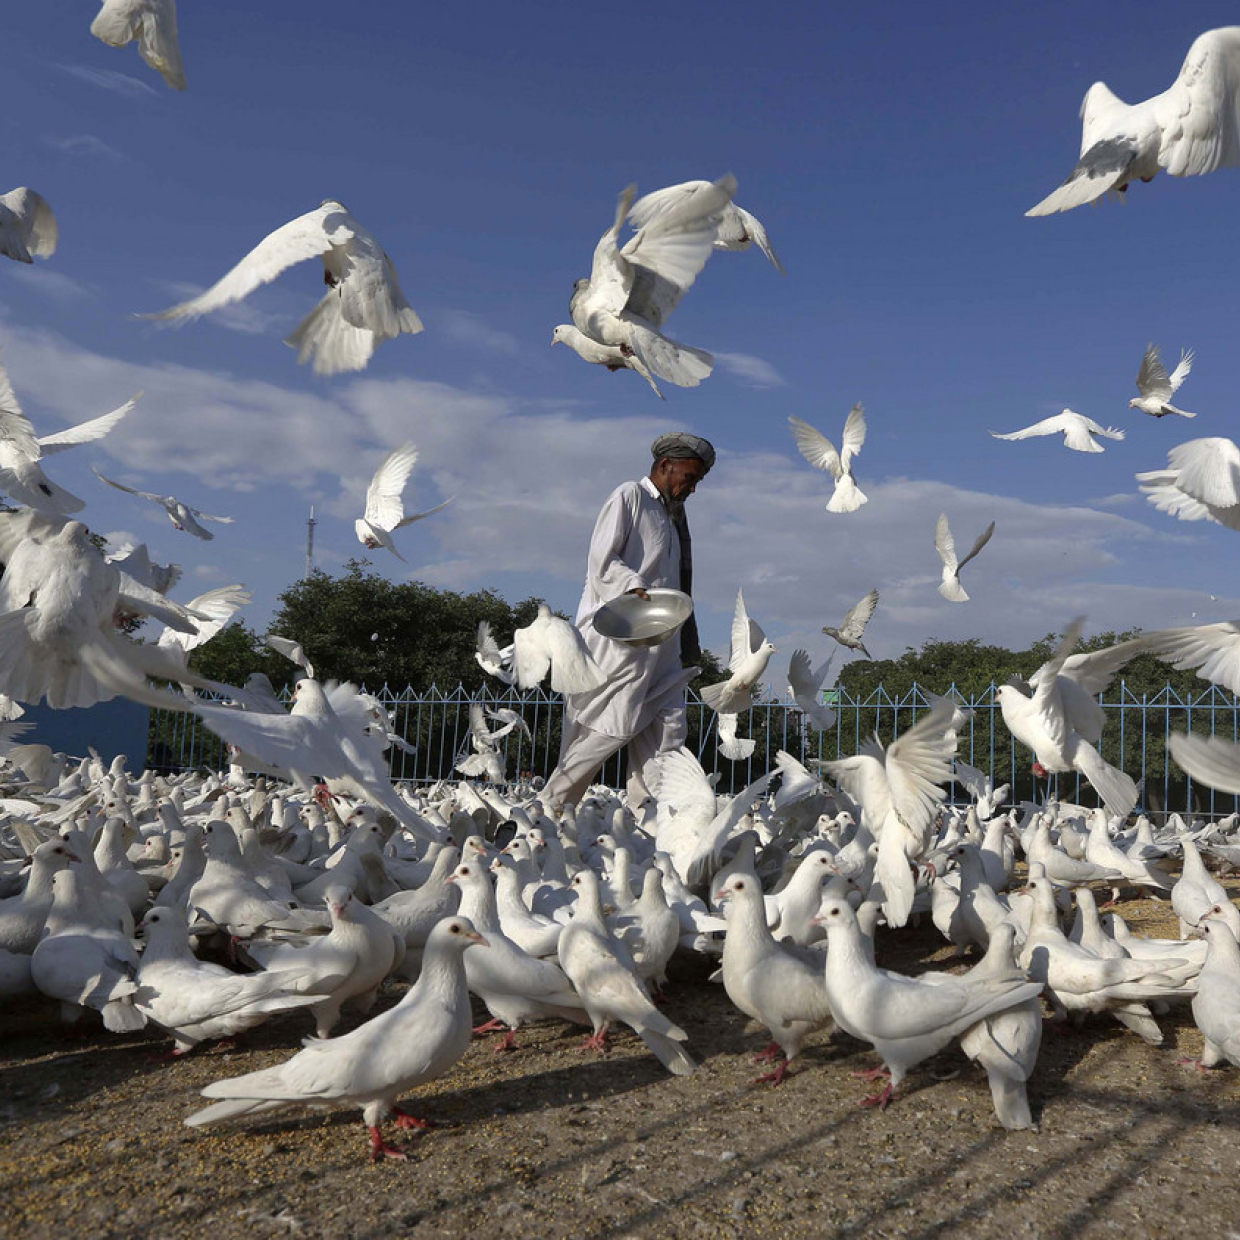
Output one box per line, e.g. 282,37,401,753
472,1018,505,1036
754,1059,791,1086
754,1041,783,1064
861,1081,896,1109
368,1125,409,1162
851,1066,890,1082
581,1029,609,1053
1176,1056,1209,1073
493,1029,519,1052
392,1106,434,1131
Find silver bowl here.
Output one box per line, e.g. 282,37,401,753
593,588,694,648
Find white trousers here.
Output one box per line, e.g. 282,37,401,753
543,703,687,810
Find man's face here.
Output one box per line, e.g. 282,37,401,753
654,457,709,501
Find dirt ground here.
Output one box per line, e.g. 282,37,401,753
3,886,1240,1240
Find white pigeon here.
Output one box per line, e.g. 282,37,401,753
134,906,325,1055
185,916,488,1162
995,619,1146,819
91,0,186,90
1169,731,1240,800
822,588,879,658
627,180,784,273
354,442,452,560
92,468,234,540
149,200,423,375
788,406,868,513
1136,438,1240,529
556,869,695,1076
105,541,181,596
717,872,832,1085
511,604,607,696
30,868,146,1032
0,364,136,515
935,514,995,604
716,711,755,761
1027,27,1240,216
820,699,958,929
700,588,776,715
156,585,253,669
551,324,664,399
474,620,515,685
266,634,314,679
787,649,837,731
0,188,58,264
1184,913,1240,1070
991,409,1124,454
565,175,736,390
815,896,1042,1109
1131,344,1196,418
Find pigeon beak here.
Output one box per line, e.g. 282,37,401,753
445,874,458,885
466,931,490,947
715,889,731,904
64,851,82,863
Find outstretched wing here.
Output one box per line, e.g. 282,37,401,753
839,403,867,472
92,466,163,504
839,588,879,642
788,416,841,478
39,394,138,456
363,442,418,531
956,521,995,572
1135,343,1172,401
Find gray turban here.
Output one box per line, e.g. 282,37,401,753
650,432,716,473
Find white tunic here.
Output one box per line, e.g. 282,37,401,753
569,477,695,739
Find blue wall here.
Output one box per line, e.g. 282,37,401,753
20,699,150,764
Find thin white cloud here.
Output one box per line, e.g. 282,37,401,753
715,352,787,389
6,267,94,304
53,62,158,97
436,309,520,357
45,133,122,160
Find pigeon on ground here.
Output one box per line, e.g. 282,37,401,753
1131,344,1196,418
134,906,326,1055
185,916,488,1161
92,468,234,540
148,200,423,375
354,442,452,560
0,189,57,264
935,514,994,604
788,406,868,513
700,589,776,715
0,837,77,954
717,872,832,1084
991,410,1124,454
815,896,1041,1109
564,176,735,392
91,0,186,90
557,869,695,1075
627,181,784,272
1027,27,1240,216
1183,913,1240,1070
822,589,879,659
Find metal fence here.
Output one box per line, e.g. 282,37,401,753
147,679,1240,817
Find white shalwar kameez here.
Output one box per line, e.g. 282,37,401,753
543,476,697,809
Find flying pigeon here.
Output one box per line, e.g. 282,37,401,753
92,467,234,540
822,588,879,658
788,406,868,513
354,442,452,559
91,0,187,90
991,409,1124,454
0,189,57,264
1131,344,1196,418
935,514,995,603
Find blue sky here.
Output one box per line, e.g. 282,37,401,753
4,2,1240,684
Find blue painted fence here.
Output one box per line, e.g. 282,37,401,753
147,680,1240,818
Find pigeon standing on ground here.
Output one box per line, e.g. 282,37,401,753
1131,344,1196,418
1026,27,1240,216
789,406,868,513
185,916,489,1161
354,442,453,560
148,200,423,375
1183,913,1240,1070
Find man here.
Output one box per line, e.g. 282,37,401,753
542,431,715,810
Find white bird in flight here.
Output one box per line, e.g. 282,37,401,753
788,406,868,512
991,409,1124,454
91,0,187,91
92,467,235,539
787,649,836,731
551,325,664,399
1131,344,1196,418
627,181,785,273
0,360,136,514
148,200,423,375
354,442,452,560
0,189,57,265
1137,438,1240,529
512,604,607,696
700,589,776,715
935,514,995,603
564,175,736,393
1027,27,1240,216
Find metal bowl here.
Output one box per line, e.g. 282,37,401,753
593,588,694,648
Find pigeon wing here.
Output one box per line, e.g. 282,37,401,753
839,403,867,472
1167,348,1194,394
0,361,40,459
1155,27,1240,177
956,521,996,572
839,589,879,643
935,514,958,571
990,412,1071,443
1168,438,1240,509
788,416,842,478
39,395,138,456
91,467,163,503
1135,343,1172,401
362,442,418,532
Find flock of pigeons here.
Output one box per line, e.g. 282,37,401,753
6,9,1240,1167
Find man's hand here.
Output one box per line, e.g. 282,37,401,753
628,587,651,601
